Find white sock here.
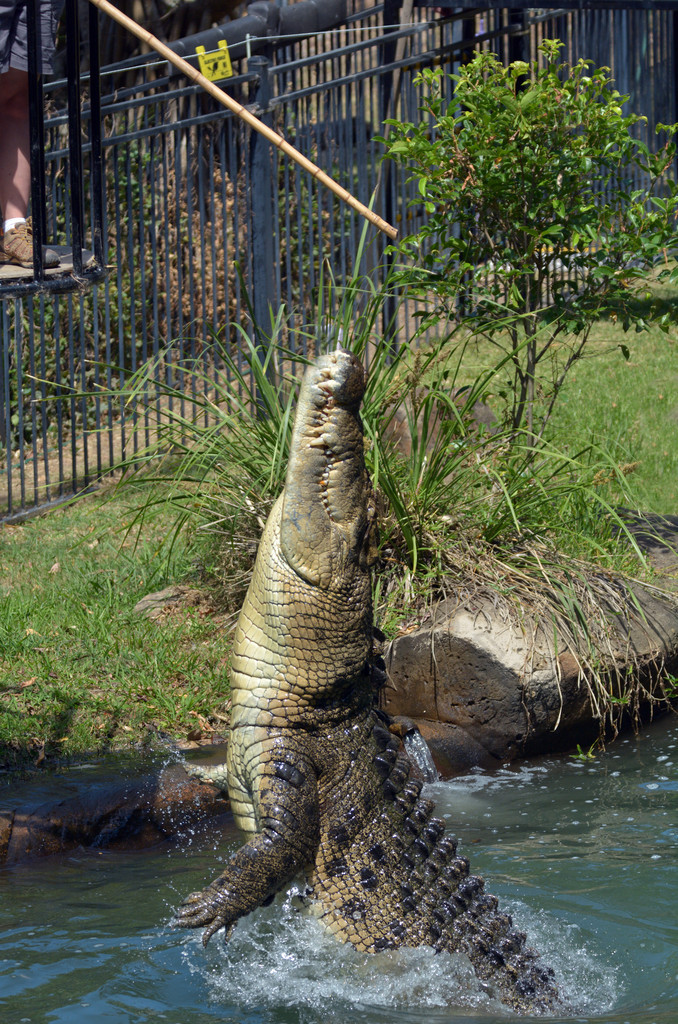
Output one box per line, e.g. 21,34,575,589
4,217,26,234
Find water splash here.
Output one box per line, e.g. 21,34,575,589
403,727,439,783
188,886,500,1017
503,899,619,1018
182,884,618,1022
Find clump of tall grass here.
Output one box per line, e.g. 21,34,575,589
115,307,303,606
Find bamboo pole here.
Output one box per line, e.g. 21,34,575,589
86,0,398,240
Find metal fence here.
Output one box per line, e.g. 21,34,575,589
1,0,676,520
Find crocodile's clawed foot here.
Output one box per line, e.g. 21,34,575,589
174,888,235,945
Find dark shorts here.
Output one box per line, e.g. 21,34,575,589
0,0,64,75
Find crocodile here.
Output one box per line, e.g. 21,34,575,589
175,349,561,1013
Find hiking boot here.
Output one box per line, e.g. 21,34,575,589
0,218,60,269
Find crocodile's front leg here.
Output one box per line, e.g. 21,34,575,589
175,738,319,944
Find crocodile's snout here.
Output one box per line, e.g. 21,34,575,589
310,348,365,410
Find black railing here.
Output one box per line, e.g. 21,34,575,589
1,0,676,520
0,0,107,297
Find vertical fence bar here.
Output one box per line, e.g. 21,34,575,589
38,295,51,499
136,104,150,449
27,304,39,499
247,56,277,359
89,1,105,269
65,0,84,274
26,0,46,278
14,312,25,507
53,303,64,497
0,308,10,512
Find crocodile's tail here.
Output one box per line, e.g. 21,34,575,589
309,712,561,1015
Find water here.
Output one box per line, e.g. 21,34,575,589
1,716,677,1024
403,728,439,782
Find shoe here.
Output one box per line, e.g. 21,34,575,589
0,218,60,269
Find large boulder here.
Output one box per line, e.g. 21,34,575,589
382,579,678,773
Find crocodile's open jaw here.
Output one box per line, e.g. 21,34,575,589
280,349,375,588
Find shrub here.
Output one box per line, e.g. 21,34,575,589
381,40,678,440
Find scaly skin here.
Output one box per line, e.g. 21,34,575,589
175,350,561,1014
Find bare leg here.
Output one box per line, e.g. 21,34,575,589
0,68,30,222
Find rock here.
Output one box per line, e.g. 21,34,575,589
0,764,230,865
382,580,678,765
383,596,544,761
618,510,678,592
134,586,186,619
391,716,498,776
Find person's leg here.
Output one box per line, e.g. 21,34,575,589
0,0,63,270
0,66,30,223
0,66,59,268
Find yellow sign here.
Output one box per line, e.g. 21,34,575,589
195,40,233,82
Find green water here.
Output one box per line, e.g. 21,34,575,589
1,716,676,1024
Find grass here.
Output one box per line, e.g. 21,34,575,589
450,293,678,515
547,324,678,514
0,482,232,771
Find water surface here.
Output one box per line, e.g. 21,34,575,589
1,717,676,1024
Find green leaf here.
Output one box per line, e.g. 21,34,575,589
518,88,540,112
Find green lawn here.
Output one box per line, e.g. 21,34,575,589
0,484,231,770
547,325,678,513
451,314,678,514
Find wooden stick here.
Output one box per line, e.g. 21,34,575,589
87,0,398,239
